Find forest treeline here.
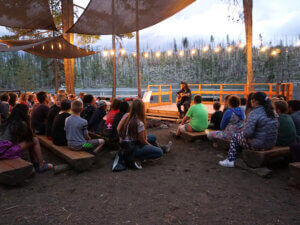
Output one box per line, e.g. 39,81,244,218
0,39,299,91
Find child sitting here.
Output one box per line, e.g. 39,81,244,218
240,97,246,113
274,100,296,146
65,100,105,154
89,100,107,133
80,94,96,124
208,101,223,130
0,92,10,124
52,99,71,146
31,91,49,135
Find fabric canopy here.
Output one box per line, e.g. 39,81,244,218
0,0,57,30
67,0,195,35
0,36,98,59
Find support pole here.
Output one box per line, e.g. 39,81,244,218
112,34,116,99
136,0,141,98
62,0,75,94
243,0,253,92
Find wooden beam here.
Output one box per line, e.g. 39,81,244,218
112,35,116,99
62,0,75,94
136,0,142,98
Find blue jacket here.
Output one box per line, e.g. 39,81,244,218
220,107,245,130
243,105,279,150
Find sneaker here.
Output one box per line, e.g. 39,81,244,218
164,141,173,153
112,154,126,172
133,161,142,169
170,130,179,138
219,158,235,168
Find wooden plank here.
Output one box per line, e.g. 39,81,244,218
0,158,34,185
181,129,212,142
146,116,179,122
37,135,95,171
242,146,291,168
146,113,179,118
289,162,300,188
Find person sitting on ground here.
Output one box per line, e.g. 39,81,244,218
19,92,29,106
176,81,192,118
208,101,223,130
80,94,96,124
89,100,107,133
219,92,279,167
288,100,300,161
46,94,66,138
51,99,71,146
245,93,254,118
116,99,171,170
8,92,18,110
173,95,208,137
77,92,85,103
31,91,50,135
240,97,246,113
0,92,10,124
101,98,122,134
208,95,244,144
68,93,76,101
222,95,231,115
277,95,287,101
27,93,35,108
65,100,105,154
57,89,66,95
0,104,53,172
274,100,296,146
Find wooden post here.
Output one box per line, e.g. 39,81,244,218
243,0,254,92
158,85,162,104
112,35,116,99
220,84,223,103
54,59,58,93
136,0,142,98
169,85,172,103
62,0,75,94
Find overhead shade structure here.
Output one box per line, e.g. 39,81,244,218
67,0,195,35
0,36,98,59
0,0,57,30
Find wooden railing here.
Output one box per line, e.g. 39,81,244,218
187,83,293,104
147,85,172,107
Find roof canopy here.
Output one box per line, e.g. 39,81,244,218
0,0,57,30
0,36,98,59
67,0,195,35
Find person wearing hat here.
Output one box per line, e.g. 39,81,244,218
89,100,107,133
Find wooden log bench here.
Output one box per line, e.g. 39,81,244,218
181,129,213,142
37,135,95,171
242,146,291,168
0,158,34,185
289,162,300,189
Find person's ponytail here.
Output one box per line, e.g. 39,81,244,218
252,92,275,118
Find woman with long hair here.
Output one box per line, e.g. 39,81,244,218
0,104,53,172
245,92,255,117
176,81,192,118
219,92,279,167
116,99,171,170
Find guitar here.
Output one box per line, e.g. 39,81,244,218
176,92,190,102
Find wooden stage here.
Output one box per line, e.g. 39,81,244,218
146,103,222,122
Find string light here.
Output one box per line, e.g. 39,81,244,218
143,52,149,58
271,50,278,56
110,50,115,56
51,44,54,50
191,49,196,55
120,48,126,55
102,50,108,57
58,43,62,49
155,51,161,58
202,46,209,52
42,45,45,50
260,46,268,52
179,50,184,56
132,52,136,57
238,43,246,49
227,46,233,53
167,50,172,56
214,47,220,53
296,40,300,47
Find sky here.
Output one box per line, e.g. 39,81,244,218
1,0,300,51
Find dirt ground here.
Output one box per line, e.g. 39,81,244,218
0,125,299,225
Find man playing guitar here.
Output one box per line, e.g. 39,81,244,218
176,81,191,118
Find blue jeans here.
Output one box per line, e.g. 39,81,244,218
134,135,163,161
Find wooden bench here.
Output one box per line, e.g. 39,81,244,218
0,158,34,185
242,146,291,168
37,135,95,171
289,162,300,188
181,129,213,142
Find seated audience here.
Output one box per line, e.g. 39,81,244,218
0,104,53,172
68,93,76,101
240,97,246,112
219,92,279,167
173,95,208,137
31,91,50,135
222,95,231,114
28,93,35,108
288,100,300,141
80,94,96,124
208,101,223,130
65,100,105,154
46,94,66,137
245,93,254,118
208,95,244,142
78,92,85,103
0,92,10,124
52,99,71,146
19,92,29,106
8,92,18,110
89,100,107,133
101,98,122,134
274,100,296,146
116,99,171,170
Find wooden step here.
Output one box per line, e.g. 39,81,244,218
37,135,95,171
0,158,34,185
242,146,291,168
181,129,213,142
146,116,179,122
147,109,179,116
289,162,300,189
146,112,179,119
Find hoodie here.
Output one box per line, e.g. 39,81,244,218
220,107,245,130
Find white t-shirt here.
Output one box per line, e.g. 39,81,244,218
121,114,145,142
